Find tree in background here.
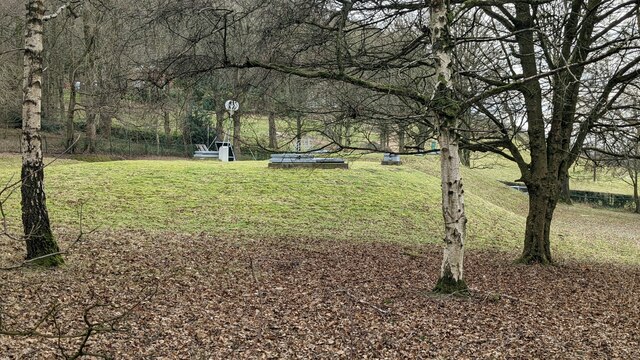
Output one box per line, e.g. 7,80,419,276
587,100,640,213
0,0,24,130
613,133,639,213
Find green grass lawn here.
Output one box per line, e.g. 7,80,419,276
0,153,637,265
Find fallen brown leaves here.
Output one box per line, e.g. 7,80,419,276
0,230,638,359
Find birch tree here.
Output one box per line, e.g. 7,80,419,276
430,0,467,292
21,0,66,266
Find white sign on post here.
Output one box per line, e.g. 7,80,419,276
225,100,239,116
221,100,238,162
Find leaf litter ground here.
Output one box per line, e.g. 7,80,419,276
0,230,638,359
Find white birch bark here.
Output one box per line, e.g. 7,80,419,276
22,0,45,167
21,0,63,265
430,0,467,291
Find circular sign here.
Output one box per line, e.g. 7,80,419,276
225,100,239,113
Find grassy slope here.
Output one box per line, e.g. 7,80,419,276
0,153,637,264
459,155,639,263
241,115,636,195
469,153,634,195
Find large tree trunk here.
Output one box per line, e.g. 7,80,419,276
398,126,405,153
435,125,467,292
521,182,555,264
431,0,467,294
21,0,63,266
558,173,572,205
510,1,562,265
268,111,277,149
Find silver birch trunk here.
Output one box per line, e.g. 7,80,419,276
431,0,467,293
21,0,63,266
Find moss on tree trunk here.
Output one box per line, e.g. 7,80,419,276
433,266,468,294
21,148,64,267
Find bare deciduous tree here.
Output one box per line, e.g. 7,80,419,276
460,0,640,263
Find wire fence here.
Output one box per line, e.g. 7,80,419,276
502,181,636,210
0,130,274,160
0,131,194,158
569,190,635,209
